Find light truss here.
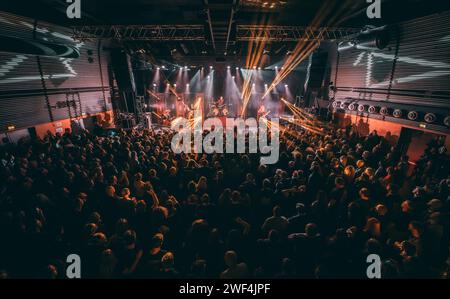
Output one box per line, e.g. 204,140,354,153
236,25,360,42
72,25,206,41
71,24,360,42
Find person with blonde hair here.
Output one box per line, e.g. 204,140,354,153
196,176,208,194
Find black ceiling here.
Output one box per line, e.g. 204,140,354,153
1,0,449,26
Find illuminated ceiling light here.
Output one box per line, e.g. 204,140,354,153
258,67,261,70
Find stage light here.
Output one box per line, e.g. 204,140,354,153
281,67,284,70
253,66,257,70
166,83,170,86
258,67,261,70
186,84,189,87
153,83,156,87
236,67,239,70
232,76,235,79
162,66,166,69
209,66,213,69
275,66,278,69
157,67,160,70
424,113,436,123
444,116,450,127
184,66,187,69
380,107,389,115
285,84,288,88
408,111,418,120
174,84,177,87
227,65,230,69
207,75,210,79
393,109,402,118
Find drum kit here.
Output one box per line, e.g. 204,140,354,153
208,96,230,117
209,104,229,117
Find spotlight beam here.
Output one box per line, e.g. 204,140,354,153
263,0,363,98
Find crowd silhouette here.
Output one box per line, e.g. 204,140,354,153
0,124,448,278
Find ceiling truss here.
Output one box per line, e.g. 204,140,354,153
71,24,360,42
236,25,361,42
72,25,206,41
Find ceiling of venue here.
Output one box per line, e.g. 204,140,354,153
1,0,449,67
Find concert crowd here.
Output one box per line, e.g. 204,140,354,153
0,122,448,278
